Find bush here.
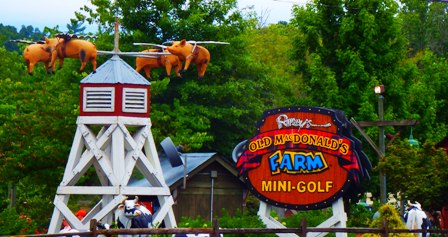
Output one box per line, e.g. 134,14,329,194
177,209,275,237
0,208,39,235
177,215,211,228
362,204,413,237
281,208,333,227
347,203,377,227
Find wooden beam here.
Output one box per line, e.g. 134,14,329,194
356,120,419,128
350,118,384,158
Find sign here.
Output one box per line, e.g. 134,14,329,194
236,106,371,210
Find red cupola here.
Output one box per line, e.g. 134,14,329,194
80,55,150,118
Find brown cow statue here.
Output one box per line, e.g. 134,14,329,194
166,39,211,79
53,33,97,73
21,38,59,75
135,49,182,80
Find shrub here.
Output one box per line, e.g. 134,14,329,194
177,209,275,237
0,208,39,235
362,204,413,237
281,208,333,227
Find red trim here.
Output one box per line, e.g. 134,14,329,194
80,83,150,117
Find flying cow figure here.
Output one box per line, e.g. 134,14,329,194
13,34,98,75
115,196,153,237
12,38,60,75
54,33,98,73
135,48,182,80
165,39,229,79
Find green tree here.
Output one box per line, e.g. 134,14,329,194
243,23,305,107
0,46,84,229
291,0,407,118
398,0,448,57
0,24,45,52
67,19,86,34
380,140,448,210
1,24,21,51
398,50,448,142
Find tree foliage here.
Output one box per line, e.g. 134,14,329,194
66,19,86,34
399,0,448,57
243,23,305,106
381,140,448,210
0,24,46,51
0,46,85,229
398,50,448,141
291,0,407,118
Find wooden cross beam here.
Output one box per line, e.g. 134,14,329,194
354,119,419,128
350,118,419,158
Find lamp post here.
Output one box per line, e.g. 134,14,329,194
374,85,387,204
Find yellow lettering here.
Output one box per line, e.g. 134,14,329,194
339,143,349,155
308,182,316,192
262,181,271,191
326,181,333,192
274,134,285,145
297,181,306,192
248,137,273,152
278,181,289,192
295,181,333,193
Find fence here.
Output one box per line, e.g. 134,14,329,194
3,219,448,237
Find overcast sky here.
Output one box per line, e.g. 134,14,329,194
0,0,306,32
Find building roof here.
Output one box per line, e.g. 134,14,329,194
81,55,150,85
130,152,219,187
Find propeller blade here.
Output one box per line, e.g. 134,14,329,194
97,50,169,58
133,43,168,48
10,39,35,44
187,40,230,45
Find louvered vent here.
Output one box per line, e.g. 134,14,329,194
123,88,147,113
83,87,115,112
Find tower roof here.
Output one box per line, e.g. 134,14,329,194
81,55,150,85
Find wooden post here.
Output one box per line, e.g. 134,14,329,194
213,218,220,237
381,220,389,237
7,182,16,208
300,218,307,237
90,219,98,237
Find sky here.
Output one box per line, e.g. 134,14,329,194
0,0,307,33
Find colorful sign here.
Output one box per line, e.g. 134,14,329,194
236,106,371,210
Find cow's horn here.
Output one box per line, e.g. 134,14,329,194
121,196,128,204
134,196,139,203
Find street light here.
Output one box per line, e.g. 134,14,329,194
374,85,385,94
374,85,387,204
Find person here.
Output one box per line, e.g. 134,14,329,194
60,209,87,231
61,218,71,231
75,209,87,220
404,201,431,237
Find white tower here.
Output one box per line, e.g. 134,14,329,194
47,47,177,233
